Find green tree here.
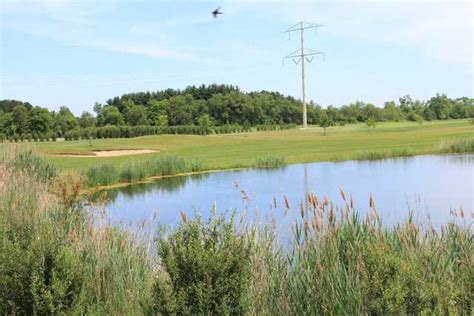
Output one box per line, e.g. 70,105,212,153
79,111,96,128
12,105,29,134
383,101,404,122
198,114,212,135
428,94,452,120
366,117,377,129
0,112,16,137
93,102,103,116
123,101,148,126
97,106,125,126
166,95,195,126
147,99,166,124
156,114,169,128
28,107,53,134
319,112,334,136
53,106,79,136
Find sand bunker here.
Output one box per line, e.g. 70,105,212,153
56,149,158,158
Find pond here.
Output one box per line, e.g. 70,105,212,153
91,154,473,234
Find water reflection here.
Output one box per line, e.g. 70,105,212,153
95,154,474,232
90,173,211,204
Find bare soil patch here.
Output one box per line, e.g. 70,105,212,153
56,149,158,158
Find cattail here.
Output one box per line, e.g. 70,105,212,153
369,194,375,209
273,196,277,208
271,217,277,230
284,195,290,209
180,211,188,223
313,217,321,232
339,187,346,202
329,206,335,224
311,194,319,209
459,208,464,218
323,195,329,206
303,220,309,237
300,202,305,218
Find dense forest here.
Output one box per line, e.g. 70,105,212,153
0,84,472,141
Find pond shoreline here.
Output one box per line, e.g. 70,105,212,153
84,151,472,195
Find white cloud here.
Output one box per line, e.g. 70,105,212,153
270,1,473,64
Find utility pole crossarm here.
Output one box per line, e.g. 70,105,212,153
283,21,324,129
284,21,323,33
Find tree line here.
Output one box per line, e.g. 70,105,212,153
0,84,472,141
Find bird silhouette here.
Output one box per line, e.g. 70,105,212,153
212,7,223,18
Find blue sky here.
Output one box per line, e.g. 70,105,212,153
1,0,472,114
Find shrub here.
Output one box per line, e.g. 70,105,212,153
0,160,153,314
152,214,253,315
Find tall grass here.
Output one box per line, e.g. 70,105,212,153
250,191,473,314
0,146,57,181
254,155,287,168
349,148,417,161
84,155,204,187
1,148,472,314
0,148,154,314
438,138,474,154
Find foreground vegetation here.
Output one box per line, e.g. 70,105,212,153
1,149,472,314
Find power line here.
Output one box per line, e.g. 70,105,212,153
284,21,324,128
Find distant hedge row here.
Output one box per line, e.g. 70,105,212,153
63,123,296,140
0,123,297,142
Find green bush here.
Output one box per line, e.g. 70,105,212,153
0,150,153,315
152,214,253,315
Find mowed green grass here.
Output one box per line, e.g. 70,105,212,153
17,120,473,172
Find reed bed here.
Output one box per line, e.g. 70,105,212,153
438,138,474,154
84,155,204,187
1,148,472,314
254,155,287,168
348,148,417,161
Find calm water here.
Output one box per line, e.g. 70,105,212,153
93,154,473,234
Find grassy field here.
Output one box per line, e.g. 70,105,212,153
13,119,473,172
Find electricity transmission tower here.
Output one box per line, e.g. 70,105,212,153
284,21,324,128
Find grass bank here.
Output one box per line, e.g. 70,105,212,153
14,119,472,172
1,149,472,314
83,137,474,189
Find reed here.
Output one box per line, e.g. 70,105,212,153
438,138,474,154
254,155,287,168
0,149,154,315
350,148,417,161
83,155,205,187
1,148,471,314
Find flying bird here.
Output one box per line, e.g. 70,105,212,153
212,7,223,18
